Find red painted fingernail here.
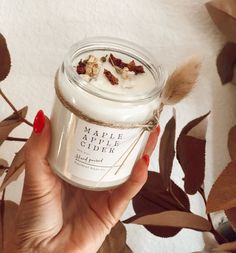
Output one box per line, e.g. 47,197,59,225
142,154,150,166
156,125,161,135
33,110,45,134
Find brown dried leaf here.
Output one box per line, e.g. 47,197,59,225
131,171,190,237
104,69,119,85
207,161,236,213
161,57,201,105
206,0,236,43
0,145,25,191
0,200,18,249
214,241,236,252
125,211,211,232
216,43,236,85
159,113,176,190
228,125,236,160
98,221,132,253
0,106,28,145
0,159,8,177
177,112,209,195
0,34,11,82
225,207,236,231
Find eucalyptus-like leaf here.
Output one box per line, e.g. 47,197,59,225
161,57,201,105
98,221,132,253
228,125,236,160
177,112,209,195
159,113,176,190
216,43,236,85
0,106,28,145
0,145,25,191
131,171,190,237
206,0,236,43
125,210,211,232
207,161,236,213
0,33,11,82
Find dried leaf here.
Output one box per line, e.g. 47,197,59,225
0,106,28,145
125,210,211,232
228,125,236,160
131,171,190,237
159,113,176,190
214,241,236,252
0,159,8,177
161,57,201,105
98,221,132,253
206,0,236,43
207,161,236,213
104,69,119,85
0,145,25,191
177,112,209,194
0,34,11,82
216,42,236,85
0,200,18,249
225,207,236,231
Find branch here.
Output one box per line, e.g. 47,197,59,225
0,89,33,127
6,137,28,142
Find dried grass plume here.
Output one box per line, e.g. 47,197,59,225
161,57,201,105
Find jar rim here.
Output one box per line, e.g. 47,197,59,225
63,37,166,103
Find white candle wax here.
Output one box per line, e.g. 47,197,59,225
48,37,164,190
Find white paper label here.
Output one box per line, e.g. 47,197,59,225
69,118,146,183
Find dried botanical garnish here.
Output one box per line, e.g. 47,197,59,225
100,55,108,63
109,54,128,69
76,60,86,75
104,69,119,85
109,54,145,75
85,55,100,77
127,60,145,75
76,55,100,78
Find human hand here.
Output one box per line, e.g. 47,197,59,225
5,110,160,253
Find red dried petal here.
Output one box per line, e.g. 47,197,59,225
128,60,145,74
109,54,128,69
76,60,86,75
109,54,145,75
104,69,119,85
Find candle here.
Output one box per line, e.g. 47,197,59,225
48,37,165,190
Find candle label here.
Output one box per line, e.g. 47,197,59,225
69,118,146,183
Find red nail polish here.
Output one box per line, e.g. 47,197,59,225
156,125,161,135
33,110,45,134
142,154,150,166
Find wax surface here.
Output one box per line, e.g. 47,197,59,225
73,50,158,98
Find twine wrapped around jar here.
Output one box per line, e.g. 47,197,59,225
55,74,162,131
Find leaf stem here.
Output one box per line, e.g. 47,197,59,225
0,189,6,250
0,89,33,127
6,136,28,142
198,187,228,244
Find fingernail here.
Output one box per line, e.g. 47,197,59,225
142,154,150,166
156,125,161,135
33,110,45,134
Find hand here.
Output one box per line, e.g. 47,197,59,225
5,111,160,253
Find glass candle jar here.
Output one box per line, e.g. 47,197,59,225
48,37,165,190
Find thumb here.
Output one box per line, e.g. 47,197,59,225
24,110,59,193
